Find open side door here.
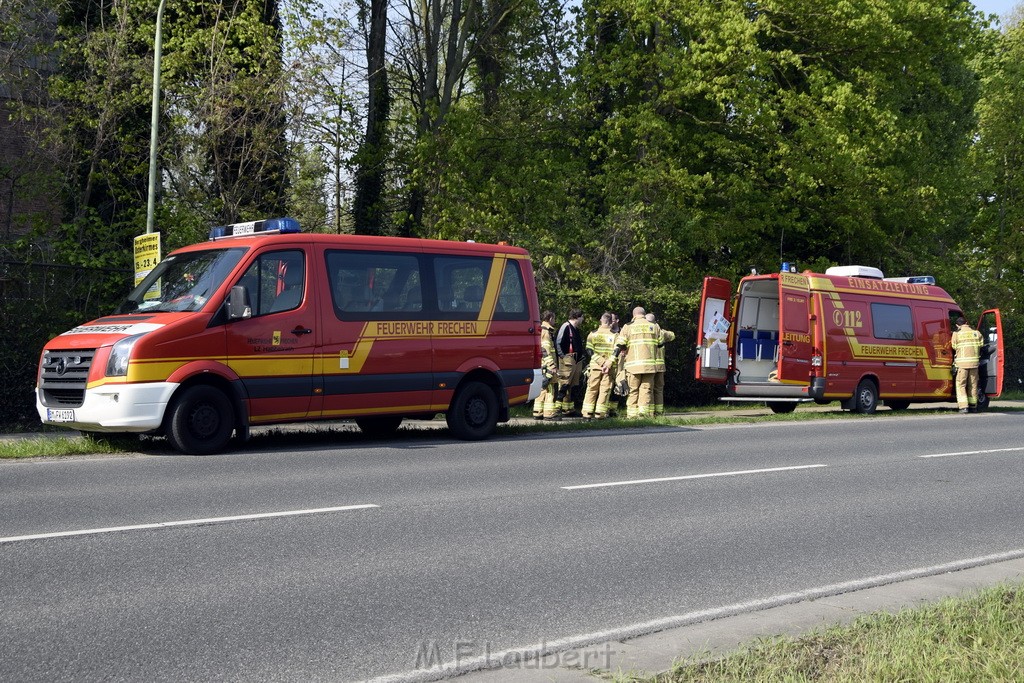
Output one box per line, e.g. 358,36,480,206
978,309,1003,397
695,276,733,383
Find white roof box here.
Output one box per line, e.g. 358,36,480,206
825,265,884,280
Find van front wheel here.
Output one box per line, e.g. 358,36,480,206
166,385,234,454
854,380,878,414
446,381,498,441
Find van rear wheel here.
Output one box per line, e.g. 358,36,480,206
767,401,797,414
886,400,910,411
854,379,878,414
166,385,234,454
446,381,498,441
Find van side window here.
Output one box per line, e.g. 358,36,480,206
434,256,492,316
236,250,305,316
871,303,913,341
494,260,529,320
325,250,423,319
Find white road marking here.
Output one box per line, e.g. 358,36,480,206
919,447,1024,459
0,504,379,545
367,548,1024,683
561,464,827,491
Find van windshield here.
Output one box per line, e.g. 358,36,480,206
115,247,247,314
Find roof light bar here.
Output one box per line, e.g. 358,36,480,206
885,275,936,285
209,217,301,240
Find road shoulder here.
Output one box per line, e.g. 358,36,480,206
461,555,1024,681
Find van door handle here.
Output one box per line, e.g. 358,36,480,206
783,341,793,346
292,326,313,336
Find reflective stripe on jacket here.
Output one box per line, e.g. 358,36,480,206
586,325,617,370
654,329,676,372
617,316,660,373
540,321,557,373
951,325,983,369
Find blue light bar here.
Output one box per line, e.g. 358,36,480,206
208,217,301,240
906,275,936,285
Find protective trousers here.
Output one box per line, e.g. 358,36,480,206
533,382,558,418
556,356,582,413
956,366,979,410
652,371,665,417
582,367,614,417
626,371,655,418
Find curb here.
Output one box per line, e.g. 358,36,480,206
454,554,1024,681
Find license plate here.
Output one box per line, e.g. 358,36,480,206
47,409,76,423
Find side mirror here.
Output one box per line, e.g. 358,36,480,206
227,285,252,320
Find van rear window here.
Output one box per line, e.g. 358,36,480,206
494,261,529,320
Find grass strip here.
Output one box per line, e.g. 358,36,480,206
4,401,1022,459
639,583,1024,682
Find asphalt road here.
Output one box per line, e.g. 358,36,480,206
2,411,1023,681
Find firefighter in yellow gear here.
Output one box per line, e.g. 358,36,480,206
533,310,559,419
615,306,661,418
581,312,618,418
951,316,984,412
646,313,675,417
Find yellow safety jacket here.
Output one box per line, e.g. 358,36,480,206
654,329,676,372
540,321,557,376
951,325,983,369
617,316,661,373
586,325,617,370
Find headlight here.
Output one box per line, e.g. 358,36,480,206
106,334,145,377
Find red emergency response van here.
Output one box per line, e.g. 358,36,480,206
36,218,543,453
695,265,1003,413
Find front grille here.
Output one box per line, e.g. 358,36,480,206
39,349,96,408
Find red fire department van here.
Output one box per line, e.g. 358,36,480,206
695,265,1003,413
36,218,543,453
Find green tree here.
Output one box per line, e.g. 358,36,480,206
351,0,391,235
163,0,291,227
959,16,1024,382
573,0,986,287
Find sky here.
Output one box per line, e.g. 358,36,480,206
973,0,1021,21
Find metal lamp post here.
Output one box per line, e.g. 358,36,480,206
145,0,167,234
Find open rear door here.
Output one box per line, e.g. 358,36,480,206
978,309,1003,397
778,273,813,384
695,277,733,383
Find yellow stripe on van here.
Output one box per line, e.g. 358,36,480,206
332,316,497,375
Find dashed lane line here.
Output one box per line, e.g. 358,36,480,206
0,504,379,545
919,447,1024,459
561,464,827,491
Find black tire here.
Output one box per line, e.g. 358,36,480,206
166,385,234,454
767,401,797,414
446,381,498,441
355,416,403,436
977,393,990,412
886,400,910,411
854,379,878,414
